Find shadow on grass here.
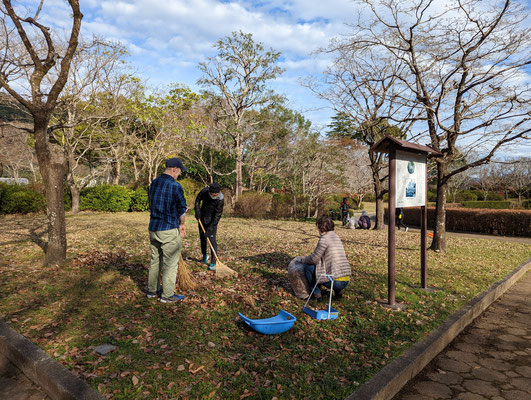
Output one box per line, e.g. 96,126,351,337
242,252,293,292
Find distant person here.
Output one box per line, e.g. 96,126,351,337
396,207,408,231
300,215,351,300
147,158,187,303
340,197,350,226
358,210,371,230
194,183,224,271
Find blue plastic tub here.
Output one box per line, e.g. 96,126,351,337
302,306,339,320
238,309,297,334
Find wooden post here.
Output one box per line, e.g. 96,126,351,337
421,157,427,288
388,147,396,306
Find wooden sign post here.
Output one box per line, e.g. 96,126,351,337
371,136,441,308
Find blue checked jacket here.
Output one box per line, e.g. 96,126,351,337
148,174,187,232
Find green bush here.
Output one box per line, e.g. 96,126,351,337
80,185,133,212
233,191,272,219
427,190,437,202
270,193,292,219
178,178,205,205
461,201,512,209
454,190,477,202
130,187,149,212
521,199,530,210
0,183,46,214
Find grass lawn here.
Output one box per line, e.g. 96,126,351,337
0,212,529,399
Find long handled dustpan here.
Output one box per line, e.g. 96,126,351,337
302,274,339,320
198,219,237,279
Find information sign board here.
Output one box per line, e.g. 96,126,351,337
395,150,426,207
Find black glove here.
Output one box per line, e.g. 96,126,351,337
205,227,214,237
195,212,201,220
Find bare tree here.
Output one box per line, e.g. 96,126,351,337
342,0,530,250
198,31,284,199
53,39,130,213
307,44,414,229
506,157,530,203
0,0,82,265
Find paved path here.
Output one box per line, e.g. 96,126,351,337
393,271,531,400
0,353,49,400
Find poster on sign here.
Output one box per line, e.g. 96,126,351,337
395,150,426,207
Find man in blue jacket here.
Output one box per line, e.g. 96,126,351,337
194,183,224,271
147,158,187,303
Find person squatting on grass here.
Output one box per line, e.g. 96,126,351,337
300,215,351,300
147,158,187,303
194,182,224,271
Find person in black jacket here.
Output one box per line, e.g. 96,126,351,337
194,183,224,270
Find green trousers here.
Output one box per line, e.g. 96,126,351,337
148,229,182,298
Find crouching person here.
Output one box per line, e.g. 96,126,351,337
300,215,351,300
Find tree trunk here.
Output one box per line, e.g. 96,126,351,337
235,150,243,199
34,116,67,265
430,162,448,252
111,160,121,185
371,163,385,230
70,185,80,214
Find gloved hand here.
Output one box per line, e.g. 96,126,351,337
205,227,213,237
195,212,201,220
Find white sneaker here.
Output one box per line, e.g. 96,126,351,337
405,227,408,232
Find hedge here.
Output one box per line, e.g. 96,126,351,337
80,185,133,212
130,187,149,212
0,183,46,214
397,207,531,237
462,201,511,209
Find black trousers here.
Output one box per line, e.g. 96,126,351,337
199,222,218,259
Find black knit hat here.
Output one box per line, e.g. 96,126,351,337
208,183,221,193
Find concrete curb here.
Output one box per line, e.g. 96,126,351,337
345,256,531,400
0,320,105,400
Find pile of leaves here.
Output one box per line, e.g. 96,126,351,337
0,212,529,399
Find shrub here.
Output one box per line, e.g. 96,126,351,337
522,199,531,210
130,187,149,212
179,178,205,204
0,183,46,214
454,190,477,202
390,207,531,237
80,185,133,212
462,201,511,209
269,193,292,219
427,190,437,202
233,191,271,219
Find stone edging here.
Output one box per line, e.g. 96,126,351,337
0,319,104,400
345,256,531,400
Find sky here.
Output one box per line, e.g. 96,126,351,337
18,0,531,153
48,0,362,131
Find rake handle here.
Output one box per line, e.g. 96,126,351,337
198,219,220,264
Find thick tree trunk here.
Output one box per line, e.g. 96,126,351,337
34,116,67,265
70,185,80,214
371,163,386,230
111,160,121,185
430,163,448,252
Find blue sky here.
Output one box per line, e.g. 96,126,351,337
51,0,360,130
32,0,531,152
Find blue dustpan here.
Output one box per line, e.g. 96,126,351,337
238,309,296,335
303,274,339,320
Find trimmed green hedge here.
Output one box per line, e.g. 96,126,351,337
0,183,46,214
462,201,511,209
130,187,149,212
396,207,531,237
80,185,133,212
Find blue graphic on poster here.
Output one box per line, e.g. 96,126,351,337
406,181,416,197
